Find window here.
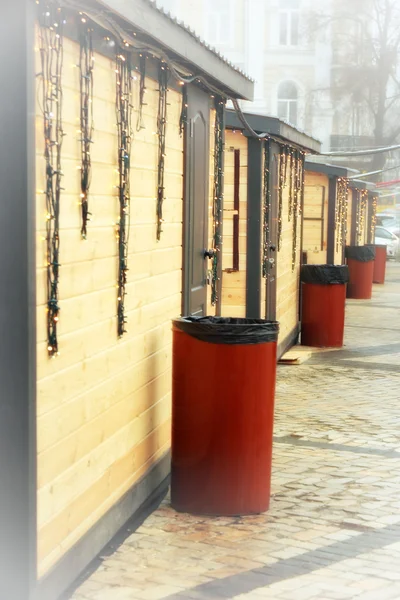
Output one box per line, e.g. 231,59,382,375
277,81,298,126
206,0,233,45
375,227,394,240
379,216,396,228
279,0,300,46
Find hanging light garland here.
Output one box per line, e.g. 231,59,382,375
38,3,65,358
356,189,368,245
288,150,294,221
136,53,146,132
277,147,286,250
355,190,361,244
211,97,225,306
115,50,133,337
179,84,188,136
262,140,271,278
276,145,304,269
291,150,305,271
335,177,349,252
370,195,378,241
78,16,94,239
156,61,168,240
284,146,289,184
359,190,368,244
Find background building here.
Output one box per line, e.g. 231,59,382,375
158,0,400,188
158,0,334,149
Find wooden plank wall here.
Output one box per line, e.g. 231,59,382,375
303,172,328,265
221,130,248,317
35,34,185,576
276,173,302,346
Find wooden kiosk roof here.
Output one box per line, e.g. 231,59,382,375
225,109,321,153
305,160,351,178
68,0,255,100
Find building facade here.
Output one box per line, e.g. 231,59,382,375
157,0,381,154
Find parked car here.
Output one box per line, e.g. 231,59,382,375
376,213,400,236
374,226,400,259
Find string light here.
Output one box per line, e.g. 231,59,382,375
277,148,285,250
262,140,271,279
78,18,94,239
179,83,188,137
276,145,304,268
156,61,168,240
288,150,294,220
38,2,64,358
356,189,368,245
136,53,146,131
292,150,305,271
211,97,225,306
370,194,378,240
335,177,349,252
115,49,133,337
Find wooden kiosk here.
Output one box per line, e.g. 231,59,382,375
303,161,351,265
0,2,253,599
221,111,320,357
347,180,377,247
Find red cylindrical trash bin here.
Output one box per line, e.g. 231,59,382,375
366,244,387,284
171,317,279,516
345,246,375,299
301,265,349,348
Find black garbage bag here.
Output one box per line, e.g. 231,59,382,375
345,246,376,262
301,265,350,285
173,316,279,345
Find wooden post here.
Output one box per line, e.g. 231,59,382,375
246,138,263,318
327,176,337,264
0,2,37,599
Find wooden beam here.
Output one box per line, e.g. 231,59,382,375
232,149,240,272
0,2,37,599
246,138,263,318
327,177,337,264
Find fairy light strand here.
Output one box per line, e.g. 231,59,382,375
78,17,94,238
292,151,305,271
38,3,65,358
370,195,378,240
277,148,285,250
335,177,349,252
288,150,294,221
211,97,225,306
358,189,368,245
115,50,133,337
136,52,146,132
356,189,368,245
179,83,188,136
156,61,168,240
262,139,271,278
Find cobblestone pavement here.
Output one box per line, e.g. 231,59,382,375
71,263,400,600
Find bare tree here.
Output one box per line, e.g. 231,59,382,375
311,0,400,174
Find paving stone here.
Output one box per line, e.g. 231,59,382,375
71,264,400,600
